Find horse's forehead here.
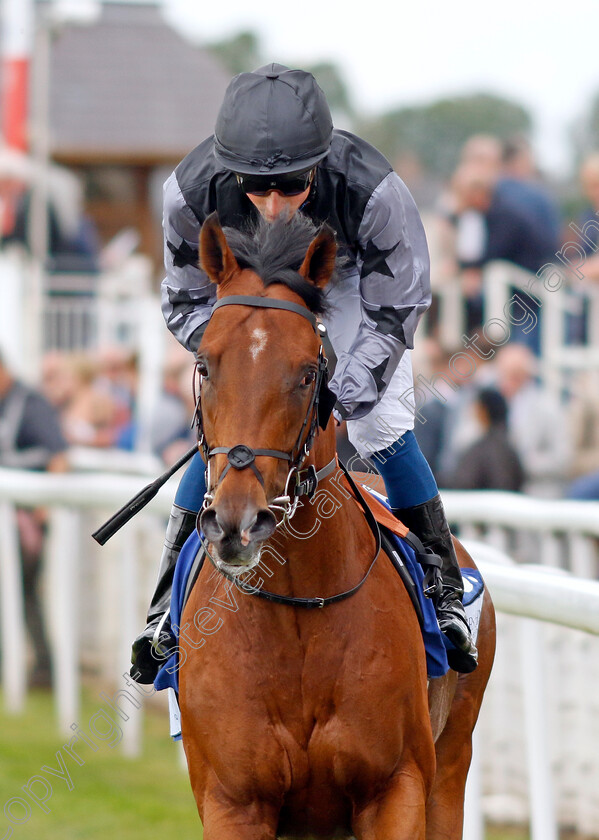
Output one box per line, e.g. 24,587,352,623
211,275,318,351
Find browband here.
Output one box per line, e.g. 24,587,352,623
211,295,317,331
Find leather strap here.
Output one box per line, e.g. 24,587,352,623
294,456,336,499
205,460,382,609
211,295,317,331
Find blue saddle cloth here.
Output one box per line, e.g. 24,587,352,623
155,538,485,711
155,488,486,723
155,524,485,740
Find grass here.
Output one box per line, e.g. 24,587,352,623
486,829,529,840
0,688,533,839
0,686,202,839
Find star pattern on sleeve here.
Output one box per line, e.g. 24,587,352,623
369,359,389,394
167,239,200,269
359,239,399,279
367,306,414,343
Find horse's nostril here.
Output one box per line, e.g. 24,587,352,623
201,506,275,550
199,508,224,542
248,509,276,542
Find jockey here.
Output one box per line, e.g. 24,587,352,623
131,64,478,683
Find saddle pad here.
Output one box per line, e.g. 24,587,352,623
346,472,409,539
361,483,485,652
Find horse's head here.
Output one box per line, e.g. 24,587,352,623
196,212,337,573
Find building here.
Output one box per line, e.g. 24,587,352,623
47,0,230,267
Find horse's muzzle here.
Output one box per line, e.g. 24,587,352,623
199,505,276,565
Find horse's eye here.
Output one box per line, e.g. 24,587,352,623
196,359,209,379
301,370,317,388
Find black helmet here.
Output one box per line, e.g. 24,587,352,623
214,63,333,175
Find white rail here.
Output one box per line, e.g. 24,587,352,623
444,489,599,536
2,471,599,837
432,259,599,399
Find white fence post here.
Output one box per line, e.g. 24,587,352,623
520,616,558,840
47,507,81,733
135,296,165,454
568,532,598,579
119,525,143,757
463,725,483,840
0,253,27,377
0,501,27,712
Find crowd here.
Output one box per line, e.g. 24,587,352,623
38,339,197,463
401,133,599,500
428,134,599,350
0,341,196,689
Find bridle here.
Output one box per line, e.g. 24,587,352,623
193,294,337,525
190,292,384,610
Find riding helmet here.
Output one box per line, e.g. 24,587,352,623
214,63,333,175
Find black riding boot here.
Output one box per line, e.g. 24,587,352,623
393,494,478,674
130,504,197,684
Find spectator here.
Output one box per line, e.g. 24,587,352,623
499,136,562,241
574,151,599,272
412,336,497,486
149,342,197,464
564,371,599,500
3,161,99,272
411,339,453,479
450,160,558,348
40,350,79,414
446,387,524,491
459,134,502,169
94,346,137,448
43,351,124,448
0,351,69,688
563,152,599,344
459,134,561,240
493,343,570,497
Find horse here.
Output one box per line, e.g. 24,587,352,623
177,211,496,840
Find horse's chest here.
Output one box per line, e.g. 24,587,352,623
180,607,427,804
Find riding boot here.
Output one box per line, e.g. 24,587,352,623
130,504,197,684
392,494,478,674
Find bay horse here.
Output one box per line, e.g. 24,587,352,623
178,212,496,840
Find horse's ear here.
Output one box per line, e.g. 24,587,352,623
299,225,337,289
199,212,239,285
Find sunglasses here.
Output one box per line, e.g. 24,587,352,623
236,168,314,197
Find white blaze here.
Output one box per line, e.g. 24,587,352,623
249,328,268,360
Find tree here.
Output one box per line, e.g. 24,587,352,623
205,33,354,126
206,31,262,76
571,91,599,166
358,93,532,178
301,61,355,123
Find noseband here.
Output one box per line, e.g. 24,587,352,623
194,295,337,523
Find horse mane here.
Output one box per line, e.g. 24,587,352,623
222,214,340,315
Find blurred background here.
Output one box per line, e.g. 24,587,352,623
1,1,599,838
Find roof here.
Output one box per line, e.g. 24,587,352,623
48,2,231,162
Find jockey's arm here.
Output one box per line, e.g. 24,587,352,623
161,171,215,353
328,172,431,422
